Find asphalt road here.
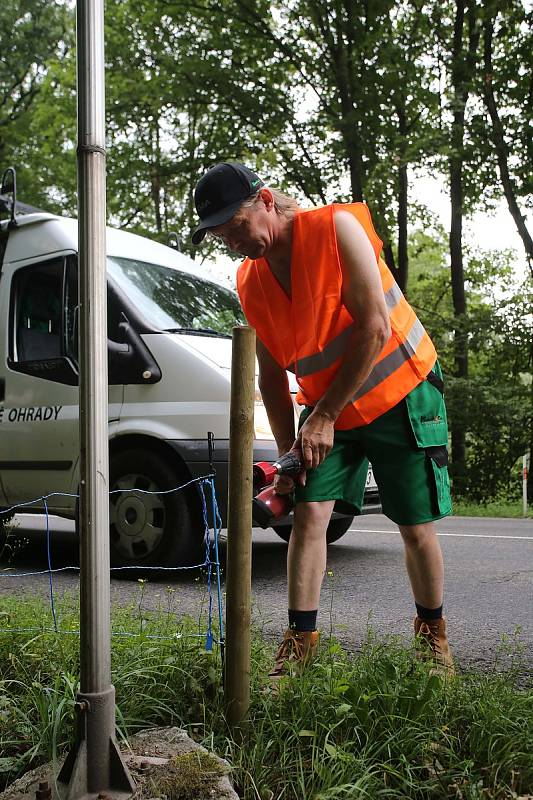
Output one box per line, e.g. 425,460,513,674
2,512,532,675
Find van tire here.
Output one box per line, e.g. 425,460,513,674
273,516,353,545
108,449,204,569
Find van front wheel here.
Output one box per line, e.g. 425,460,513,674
109,449,204,569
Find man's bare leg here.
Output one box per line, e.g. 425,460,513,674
268,500,335,679
399,521,444,608
287,500,335,610
399,521,454,672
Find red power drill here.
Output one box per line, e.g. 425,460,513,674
252,451,303,528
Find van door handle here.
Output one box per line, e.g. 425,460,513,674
0,378,4,402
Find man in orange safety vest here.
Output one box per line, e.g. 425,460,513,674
192,162,455,678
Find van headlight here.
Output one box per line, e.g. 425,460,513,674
253,391,301,441
254,390,275,440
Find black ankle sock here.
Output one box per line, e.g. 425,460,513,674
416,603,443,621
288,609,318,632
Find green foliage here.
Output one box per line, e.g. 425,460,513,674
452,499,532,518
230,638,532,799
0,514,28,565
0,1,69,138
0,596,532,798
0,0,74,212
101,0,292,253
0,593,227,787
408,231,532,502
2,0,531,243
470,0,533,209
446,375,530,502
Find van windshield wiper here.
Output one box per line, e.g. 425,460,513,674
164,327,231,338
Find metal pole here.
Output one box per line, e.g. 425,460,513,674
523,454,529,517
224,326,255,737
58,1,134,796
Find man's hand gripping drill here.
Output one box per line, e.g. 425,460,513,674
251,450,305,528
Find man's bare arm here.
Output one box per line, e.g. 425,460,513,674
257,339,296,456
298,210,391,469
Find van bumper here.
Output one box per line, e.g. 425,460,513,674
166,438,279,525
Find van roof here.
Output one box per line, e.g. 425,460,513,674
1,212,223,286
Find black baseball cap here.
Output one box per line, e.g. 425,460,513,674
191,162,264,244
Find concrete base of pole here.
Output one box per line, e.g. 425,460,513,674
1,727,238,800
57,686,135,800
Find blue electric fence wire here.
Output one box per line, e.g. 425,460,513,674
209,477,225,648
1,626,221,642
0,492,79,517
108,474,215,498
1,562,209,578
0,567,78,577
0,475,214,519
0,472,226,652
199,480,213,652
44,499,58,633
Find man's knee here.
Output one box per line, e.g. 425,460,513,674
292,501,334,540
399,521,438,548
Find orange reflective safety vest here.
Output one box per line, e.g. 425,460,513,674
236,203,437,429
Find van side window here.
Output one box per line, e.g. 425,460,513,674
13,259,63,362
65,256,78,361
64,257,122,365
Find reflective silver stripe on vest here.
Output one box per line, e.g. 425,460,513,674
287,282,403,377
294,324,355,378
385,281,403,311
352,316,427,400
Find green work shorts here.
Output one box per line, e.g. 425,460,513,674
294,363,452,526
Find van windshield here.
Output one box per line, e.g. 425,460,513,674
107,256,244,336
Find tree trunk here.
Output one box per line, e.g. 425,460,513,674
482,10,533,278
397,105,409,293
347,145,364,202
448,0,477,495
383,243,397,276
151,122,162,234
529,340,533,504
449,151,468,492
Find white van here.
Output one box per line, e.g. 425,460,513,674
0,185,379,568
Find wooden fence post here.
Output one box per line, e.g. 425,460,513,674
224,325,256,736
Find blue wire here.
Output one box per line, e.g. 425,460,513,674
0,475,215,518
108,474,215,498
1,562,210,578
199,480,213,652
0,492,79,516
210,477,225,644
1,472,225,656
0,626,221,642
44,499,58,633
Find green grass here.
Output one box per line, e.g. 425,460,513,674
452,499,533,518
0,595,532,799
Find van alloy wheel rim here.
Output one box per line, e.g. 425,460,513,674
109,473,166,560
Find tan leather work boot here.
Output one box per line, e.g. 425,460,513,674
268,629,319,680
414,616,455,676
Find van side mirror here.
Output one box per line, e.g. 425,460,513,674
108,318,161,385
167,232,180,250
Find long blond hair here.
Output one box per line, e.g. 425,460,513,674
242,186,300,216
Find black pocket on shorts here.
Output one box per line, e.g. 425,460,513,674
426,446,452,516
